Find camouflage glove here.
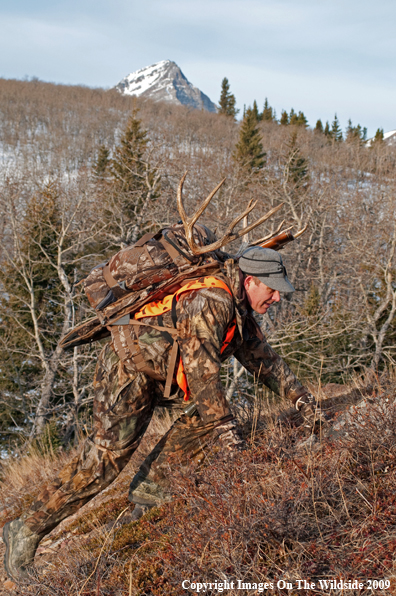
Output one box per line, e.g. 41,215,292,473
216,421,246,452
295,392,329,432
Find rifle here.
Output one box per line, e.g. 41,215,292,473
256,224,308,251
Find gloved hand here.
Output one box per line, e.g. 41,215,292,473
294,392,330,432
216,421,246,452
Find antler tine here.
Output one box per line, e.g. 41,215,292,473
293,223,309,239
189,178,226,227
249,220,287,246
184,202,284,255
224,198,258,231
177,172,227,255
233,203,284,240
177,171,189,225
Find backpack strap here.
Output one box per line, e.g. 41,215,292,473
160,234,191,269
102,263,118,290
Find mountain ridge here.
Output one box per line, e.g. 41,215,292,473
115,60,217,113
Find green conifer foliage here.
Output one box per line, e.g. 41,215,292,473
297,111,308,127
324,121,331,137
285,131,309,187
94,145,110,178
103,110,160,247
0,187,71,436
289,109,298,126
280,110,289,125
252,100,261,122
218,77,239,119
331,114,343,142
373,128,384,143
262,98,274,122
346,119,367,143
315,119,324,133
232,107,266,171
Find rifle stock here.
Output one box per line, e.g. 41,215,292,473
260,230,295,251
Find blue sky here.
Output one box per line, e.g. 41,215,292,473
2,0,395,136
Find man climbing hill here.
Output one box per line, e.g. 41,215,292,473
4,178,324,581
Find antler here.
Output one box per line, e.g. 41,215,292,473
177,172,284,255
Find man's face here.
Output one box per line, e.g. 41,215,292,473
243,275,281,314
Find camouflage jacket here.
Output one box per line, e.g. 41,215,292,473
113,259,306,424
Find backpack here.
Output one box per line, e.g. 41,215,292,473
60,224,225,351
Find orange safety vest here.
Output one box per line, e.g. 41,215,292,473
135,277,237,400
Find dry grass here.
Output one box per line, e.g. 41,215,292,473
2,386,396,595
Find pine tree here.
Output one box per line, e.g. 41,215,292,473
371,128,384,146
233,107,266,171
103,110,160,247
297,111,308,127
218,78,239,119
285,131,309,187
94,145,110,178
280,110,289,125
315,119,324,134
345,120,367,143
262,98,273,122
252,100,261,122
324,121,331,137
289,109,298,126
0,187,73,438
331,114,343,142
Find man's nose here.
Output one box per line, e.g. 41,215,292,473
273,291,281,303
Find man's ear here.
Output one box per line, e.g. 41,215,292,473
243,275,253,290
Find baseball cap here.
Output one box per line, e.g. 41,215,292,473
238,247,295,293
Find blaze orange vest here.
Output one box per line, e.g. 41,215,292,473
135,277,237,400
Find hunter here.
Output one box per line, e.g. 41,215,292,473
4,181,325,581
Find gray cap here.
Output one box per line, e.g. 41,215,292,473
239,247,295,293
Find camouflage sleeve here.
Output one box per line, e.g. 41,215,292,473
176,287,234,424
234,316,306,403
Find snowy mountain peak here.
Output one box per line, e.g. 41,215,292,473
115,60,217,113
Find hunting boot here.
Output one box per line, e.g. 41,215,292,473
3,518,43,581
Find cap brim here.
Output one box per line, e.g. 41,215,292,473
256,274,295,293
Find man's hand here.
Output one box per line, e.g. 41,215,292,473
216,421,246,452
295,392,330,432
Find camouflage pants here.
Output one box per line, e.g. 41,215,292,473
23,343,232,537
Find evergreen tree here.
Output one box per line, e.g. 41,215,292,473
285,131,309,187
315,119,324,134
252,100,261,122
289,109,298,125
103,110,160,247
218,77,239,119
346,119,367,143
0,187,73,439
331,114,343,142
280,110,289,125
262,98,273,122
94,145,110,178
372,128,384,144
324,121,331,137
297,111,308,127
233,107,266,171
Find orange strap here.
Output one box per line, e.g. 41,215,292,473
134,277,237,400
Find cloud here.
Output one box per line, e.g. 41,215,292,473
1,0,395,134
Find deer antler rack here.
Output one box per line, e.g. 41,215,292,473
177,172,284,255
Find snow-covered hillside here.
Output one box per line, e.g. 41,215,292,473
366,129,396,147
115,60,217,113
